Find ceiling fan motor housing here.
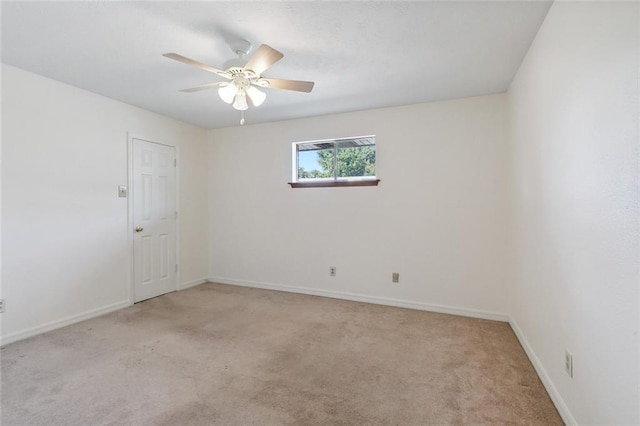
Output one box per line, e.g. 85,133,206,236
222,59,246,71
222,39,252,70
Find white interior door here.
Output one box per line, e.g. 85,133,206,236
132,138,177,302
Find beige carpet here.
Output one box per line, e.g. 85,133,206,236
1,283,562,425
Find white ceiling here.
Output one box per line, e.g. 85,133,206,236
1,1,552,129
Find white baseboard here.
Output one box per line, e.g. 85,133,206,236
0,299,131,347
509,318,576,425
207,276,509,322
179,278,208,290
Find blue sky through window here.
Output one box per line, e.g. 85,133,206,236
298,150,321,172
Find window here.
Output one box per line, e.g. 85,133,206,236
290,136,380,188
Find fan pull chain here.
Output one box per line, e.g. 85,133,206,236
240,110,245,126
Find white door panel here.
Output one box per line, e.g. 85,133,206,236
133,138,177,302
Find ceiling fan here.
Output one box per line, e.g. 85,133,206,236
163,40,314,124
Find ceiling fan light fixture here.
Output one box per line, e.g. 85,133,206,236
233,90,249,111
165,43,314,124
218,83,237,104
246,86,266,107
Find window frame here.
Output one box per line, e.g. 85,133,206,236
289,135,380,188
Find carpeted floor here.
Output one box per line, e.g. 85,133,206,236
1,283,562,425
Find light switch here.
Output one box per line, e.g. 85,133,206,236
118,185,128,197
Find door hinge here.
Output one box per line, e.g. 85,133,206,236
174,158,177,167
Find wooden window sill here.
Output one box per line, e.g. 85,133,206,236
288,179,380,188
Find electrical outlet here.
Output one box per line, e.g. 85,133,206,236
329,266,336,277
392,272,399,283
0,298,5,313
565,350,573,378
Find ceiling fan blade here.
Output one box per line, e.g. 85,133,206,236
179,82,227,93
260,78,314,93
243,44,284,75
163,53,230,78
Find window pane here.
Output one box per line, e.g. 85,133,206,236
297,147,334,180
293,136,376,183
336,144,376,178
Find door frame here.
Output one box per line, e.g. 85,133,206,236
127,133,181,304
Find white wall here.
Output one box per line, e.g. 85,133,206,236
208,94,509,318
1,64,209,343
507,2,639,424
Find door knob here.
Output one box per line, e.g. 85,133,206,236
135,227,144,233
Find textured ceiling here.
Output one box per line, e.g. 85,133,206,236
1,1,552,129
